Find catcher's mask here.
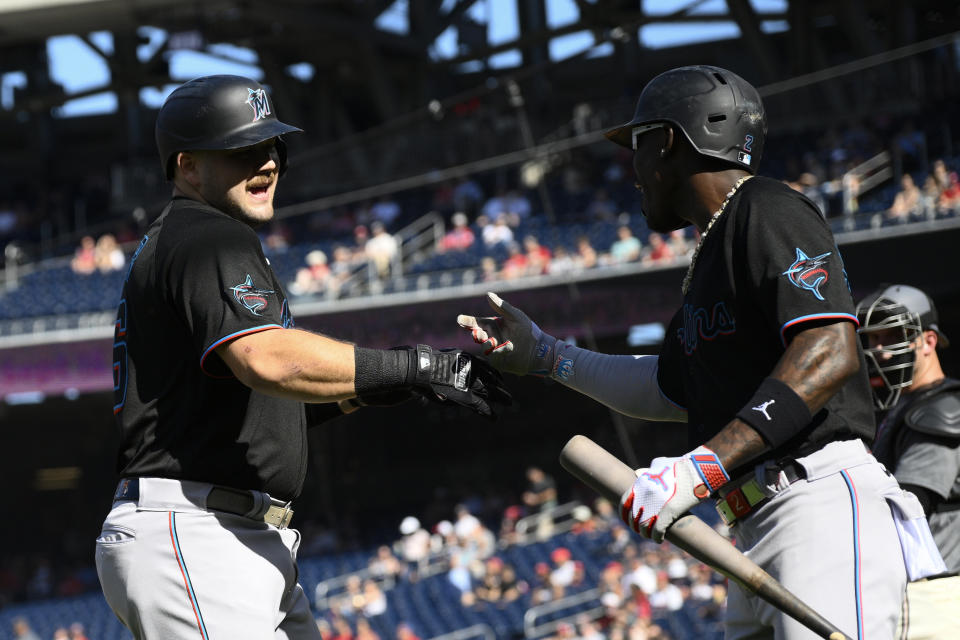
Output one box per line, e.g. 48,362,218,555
856,284,950,410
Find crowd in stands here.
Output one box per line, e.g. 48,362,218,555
309,467,726,640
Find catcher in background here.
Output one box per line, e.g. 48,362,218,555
857,284,960,638
459,65,944,639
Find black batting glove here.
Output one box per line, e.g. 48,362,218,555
402,345,513,419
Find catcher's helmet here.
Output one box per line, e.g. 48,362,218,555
605,65,766,173
856,284,950,410
155,75,303,180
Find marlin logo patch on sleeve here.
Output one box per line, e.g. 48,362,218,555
229,274,274,315
245,88,271,122
782,248,831,301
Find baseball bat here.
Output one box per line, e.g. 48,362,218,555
559,435,851,640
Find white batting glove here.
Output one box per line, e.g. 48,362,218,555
620,446,730,543
457,292,559,377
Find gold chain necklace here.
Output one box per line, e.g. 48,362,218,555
681,175,752,295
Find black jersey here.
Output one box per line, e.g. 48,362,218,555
112,197,306,500
657,177,875,471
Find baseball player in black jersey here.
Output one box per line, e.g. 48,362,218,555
459,66,944,639
95,75,509,640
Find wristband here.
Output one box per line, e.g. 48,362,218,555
354,346,412,395
735,377,812,449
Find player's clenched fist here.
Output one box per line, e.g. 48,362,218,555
457,292,558,377
620,446,730,542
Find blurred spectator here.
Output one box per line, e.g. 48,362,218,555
262,221,291,251
576,614,605,640
329,246,357,296
523,235,552,275
940,171,960,214
68,622,89,640
473,556,521,605
447,548,474,605
453,178,484,217
498,505,524,545
932,158,951,192
370,196,401,228
368,544,402,580
333,575,365,619
546,621,576,640
94,233,125,273
608,225,641,263
549,547,576,591
331,615,355,640
361,579,387,617
887,173,922,222
430,520,455,555
453,504,481,540
586,188,618,221
316,618,333,639
351,225,370,260
396,622,422,640
480,215,514,248
355,617,380,640
398,516,430,577
623,552,656,596
797,173,826,216
70,236,97,275
480,256,499,282
575,235,598,269
529,561,555,605
648,571,684,613
921,176,942,217
364,221,398,280
11,617,40,640
522,467,557,513
500,243,529,280
642,232,675,265
842,172,861,218
290,250,331,296
439,212,475,252
53,628,69,640
547,246,577,276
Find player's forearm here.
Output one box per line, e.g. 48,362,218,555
710,322,860,469
551,344,687,421
220,328,357,401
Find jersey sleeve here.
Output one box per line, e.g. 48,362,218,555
740,190,858,345
165,218,287,377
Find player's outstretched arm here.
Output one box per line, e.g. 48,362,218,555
218,328,511,419
457,292,686,422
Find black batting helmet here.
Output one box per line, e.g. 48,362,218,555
605,65,766,174
155,74,303,180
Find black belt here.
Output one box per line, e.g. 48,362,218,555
114,478,294,528
715,461,805,526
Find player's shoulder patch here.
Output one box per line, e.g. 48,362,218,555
228,274,275,316
905,381,960,439
781,247,832,301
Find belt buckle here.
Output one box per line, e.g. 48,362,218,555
264,503,294,528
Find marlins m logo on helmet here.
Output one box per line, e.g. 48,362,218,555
245,87,271,122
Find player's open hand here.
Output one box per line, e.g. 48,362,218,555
457,292,558,377
405,345,512,419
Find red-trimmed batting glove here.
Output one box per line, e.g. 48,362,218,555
619,446,730,543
